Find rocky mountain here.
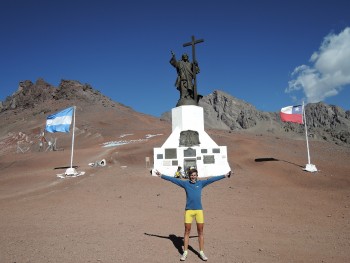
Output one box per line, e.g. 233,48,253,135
0,78,121,112
161,90,350,146
1,80,349,149
0,79,169,155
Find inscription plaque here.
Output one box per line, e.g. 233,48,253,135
184,148,196,157
163,160,172,166
165,148,177,159
203,155,215,164
179,130,200,147
212,148,220,153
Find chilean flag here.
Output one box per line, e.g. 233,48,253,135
280,105,303,124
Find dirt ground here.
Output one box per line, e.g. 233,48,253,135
0,130,349,263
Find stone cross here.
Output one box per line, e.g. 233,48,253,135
183,35,204,102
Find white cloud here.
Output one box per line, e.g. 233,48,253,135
286,27,350,103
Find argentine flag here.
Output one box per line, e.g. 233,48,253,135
46,107,74,133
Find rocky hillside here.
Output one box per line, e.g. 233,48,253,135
162,90,350,146
0,78,121,112
1,81,349,147
0,79,169,155
288,102,350,145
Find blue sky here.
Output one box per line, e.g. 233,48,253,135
1,0,349,117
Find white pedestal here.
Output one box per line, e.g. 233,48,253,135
65,167,78,176
153,105,231,177
303,163,318,173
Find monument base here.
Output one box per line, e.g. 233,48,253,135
65,167,78,176
303,163,318,173
152,105,231,177
176,98,197,107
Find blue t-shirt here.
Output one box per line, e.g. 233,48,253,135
161,175,225,210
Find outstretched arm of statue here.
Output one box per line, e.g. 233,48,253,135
169,52,177,67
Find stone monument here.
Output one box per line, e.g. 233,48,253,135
152,36,231,177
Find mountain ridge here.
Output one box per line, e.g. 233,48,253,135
162,90,350,145
1,79,349,147
0,79,169,156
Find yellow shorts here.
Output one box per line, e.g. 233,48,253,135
184,210,204,224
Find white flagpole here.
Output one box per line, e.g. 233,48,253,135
70,106,76,168
65,106,77,175
302,102,317,172
303,102,311,164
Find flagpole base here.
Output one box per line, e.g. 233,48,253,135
65,167,78,176
303,164,318,173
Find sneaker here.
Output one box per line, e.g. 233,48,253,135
180,251,188,261
199,251,208,261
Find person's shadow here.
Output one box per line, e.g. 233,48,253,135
144,233,200,257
